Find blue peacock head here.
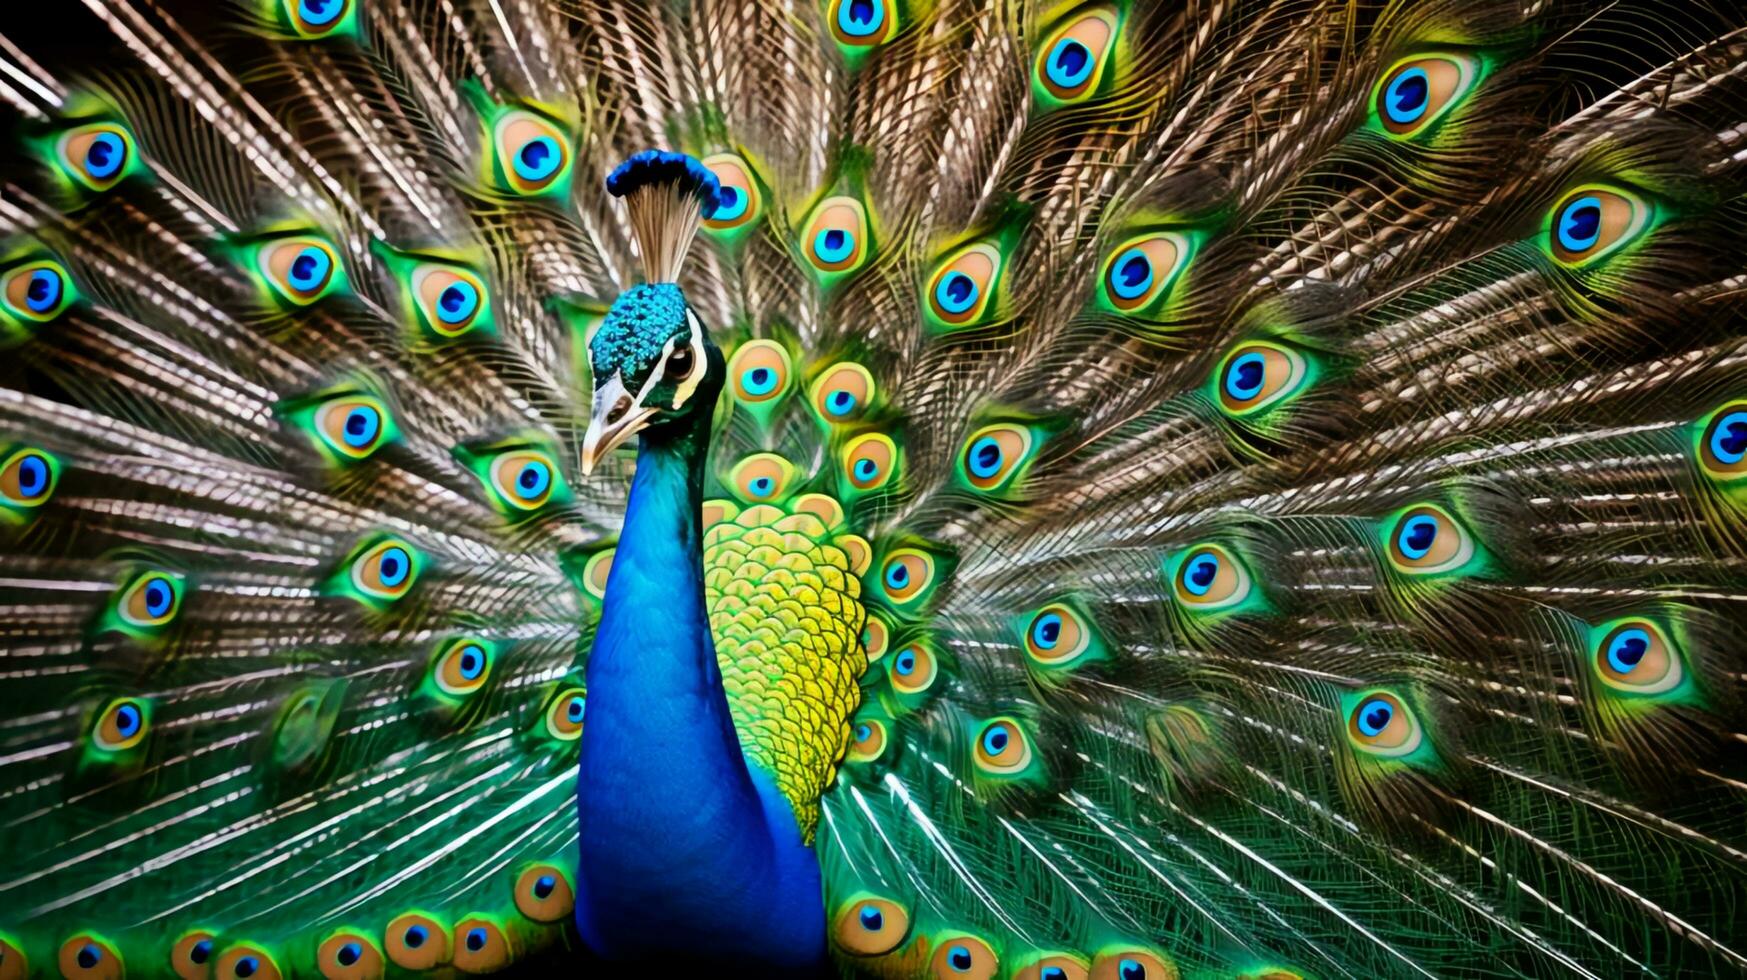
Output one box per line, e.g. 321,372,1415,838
582,151,726,473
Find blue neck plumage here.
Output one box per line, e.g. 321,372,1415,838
573,413,825,970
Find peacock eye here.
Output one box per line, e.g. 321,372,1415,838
730,453,795,503
812,361,876,422
1101,232,1192,314
926,243,1003,329
1372,54,1481,138
1546,185,1651,267
1216,341,1310,417
59,935,123,979
958,423,1037,493
728,340,793,404
283,0,352,36
256,236,343,306
92,697,151,752
514,863,576,922
801,197,872,278
55,122,138,191
879,549,935,605
860,612,891,661
1345,691,1422,758
3,260,76,323
1,446,59,511
887,643,937,694
1171,544,1251,610
488,448,562,512
1023,604,1091,665
311,396,392,460
433,637,493,698
828,0,897,48
317,931,384,980
116,571,184,631
214,944,281,980
349,538,421,604
701,153,764,232
1385,504,1473,575
384,914,448,971
544,687,586,740
974,718,1033,773
1089,949,1174,980
1698,400,1747,479
1034,6,1120,105
1021,956,1091,980
831,895,911,956
847,717,888,762
451,917,510,973
1592,619,1683,695
171,930,218,980
493,109,571,196
841,433,898,493
410,262,489,338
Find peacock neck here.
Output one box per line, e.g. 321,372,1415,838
573,417,825,970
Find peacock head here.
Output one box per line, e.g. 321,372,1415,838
581,282,723,472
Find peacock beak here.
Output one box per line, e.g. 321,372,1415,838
580,373,656,476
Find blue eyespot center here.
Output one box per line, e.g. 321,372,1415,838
1111,249,1153,300
1385,67,1430,124
858,903,883,930
514,460,552,500
828,390,857,415
1184,554,1219,596
465,928,487,952
713,185,748,220
1047,37,1093,88
1357,698,1393,737
25,268,63,313
967,436,1003,479
299,0,343,26
1557,197,1603,252
533,875,556,899
288,246,333,292
458,646,485,680
1607,628,1650,674
437,280,480,324
949,944,974,971
855,723,872,742
1398,515,1439,559
1709,411,1747,464
935,271,979,314
404,925,427,948
885,562,909,589
16,453,50,498
566,697,585,723
1120,959,1147,980
982,726,1009,754
144,578,174,618
749,476,774,496
839,0,883,37
1042,969,1068,980
852,457,880,481
191,940,212,964
814,228,854,265
742,366,776,395
1032,612,1062,649
115,702,142,737
514,136,562,182
895,650,916,675
84,131,126,179
336,942,361,966
378,547,410,587
342,406,379,448
1225,352,1266,400
78,944,101,969
236,955,260,977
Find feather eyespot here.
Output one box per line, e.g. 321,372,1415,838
887,643,937,694
1696,400,1747,479
311,395,392,461
451,917,512,973
1216,342,1310,417
1023,604,1092,666
931,934,999,978
959,423,1036,493
317,930,384,980
926,243,1002,328
486,448,564,512
1546,185,1651,267
1170,544,1251,611
283,0,352,36
974,718,1032,774
702,153,765,232
848,717,888,762
730,453,796,503
802,197,871,277
1,445,59,513
1345,691,1422,758
1591,619,1684,696
1035,7,1120,104
215,943,281,980
1385,504,1473,575
812,362,876,422
514,863,575,923
432,637,493,698
3,259,75,323
878,549,935,605
842,433,898,493
58,935,122,980
832,896,911,956
384,914,448,970
493,110,571,195
171,931,217,980
1372,54,1481,138
544,687,586,741
1101,232,1192,314
92,698,151,753
257,236,343,306
579,548,614,602
348,538,421,605
861,613,891,661
1090,949,1176,980
411,263,488,338
55,122,138,191
828,0,896,47
1015,955,1091,980
115,570,184,631
728,340,793,404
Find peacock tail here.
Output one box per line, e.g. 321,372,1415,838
2,0,1746,976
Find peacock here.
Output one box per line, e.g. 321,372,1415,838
1,0,1745,976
